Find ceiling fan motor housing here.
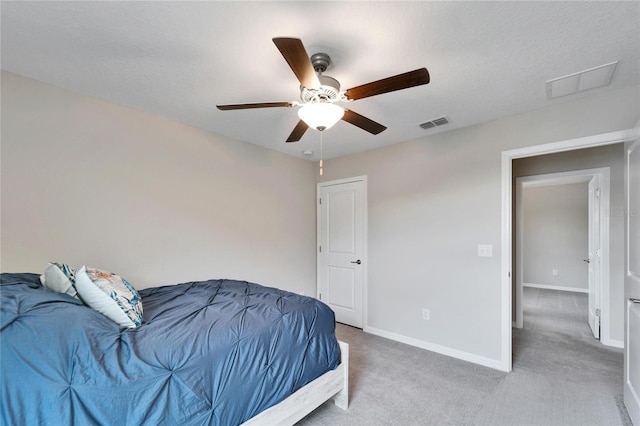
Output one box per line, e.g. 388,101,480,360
301,75,341,103
299,52,341,103
310,52,331,73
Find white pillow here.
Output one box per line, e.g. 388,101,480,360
74,266,143,328
42,262,79,299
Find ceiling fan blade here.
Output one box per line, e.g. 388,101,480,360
272,37,320,89
217,102,293,111
342,109,387,135
344,68,430,101
286,120,309,143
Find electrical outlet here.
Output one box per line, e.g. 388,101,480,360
552,269,558,276
422,308,430,320
478,244,493,257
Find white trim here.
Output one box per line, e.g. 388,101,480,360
504,129,637,160
317,176,368,330
515,177,524,329
604,338,624,349
625,300,640,425
523,282,588,294
317,175,368,188
501,128,638,372
362,178,368,331
522,175,592,187
624,128,640,426
364,325,505,371
627,141,640,282
501,151,514,371
515,167,610,338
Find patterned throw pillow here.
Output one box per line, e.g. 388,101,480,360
41,262,79,299
74,266,143,328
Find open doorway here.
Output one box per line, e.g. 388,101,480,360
499,128,637,372
514,168,610,342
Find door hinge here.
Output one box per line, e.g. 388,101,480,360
596,308,601,317
319,198,322,205
319,245,322,253
319,293,322,300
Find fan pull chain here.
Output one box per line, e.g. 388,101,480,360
319,131,324,176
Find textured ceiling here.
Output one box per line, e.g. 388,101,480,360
2,1,639,160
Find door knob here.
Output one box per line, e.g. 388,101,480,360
350,260,362,265
583,259,590,263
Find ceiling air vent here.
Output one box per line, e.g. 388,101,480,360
419,116,449,130
546,61,618,100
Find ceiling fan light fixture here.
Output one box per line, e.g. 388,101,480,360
297,103,344,131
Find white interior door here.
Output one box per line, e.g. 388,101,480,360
587,175,602,339
624,137,640,425
318,178,365,328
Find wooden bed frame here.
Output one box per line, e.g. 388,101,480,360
242,340,349,425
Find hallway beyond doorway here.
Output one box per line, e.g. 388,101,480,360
515,286,625,401
522,286,592,338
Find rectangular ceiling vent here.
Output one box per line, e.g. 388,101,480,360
420,116,449,130
546,61,618,100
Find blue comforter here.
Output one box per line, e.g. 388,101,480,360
1,273,340,425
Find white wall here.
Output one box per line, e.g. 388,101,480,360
0,71,318,294
522,183,589,290
319,85,639,362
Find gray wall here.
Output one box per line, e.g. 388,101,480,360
522,183,589,290
0,71,318,294
320,85,638,361
2,68,637,366
513,144,626,342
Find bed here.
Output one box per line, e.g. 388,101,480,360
0,272,348,425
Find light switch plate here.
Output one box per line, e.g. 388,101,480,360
478,244,493,257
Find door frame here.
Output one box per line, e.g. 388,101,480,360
624,135,640,425
500,127,638,372
514,168,611,343
317,175,368,328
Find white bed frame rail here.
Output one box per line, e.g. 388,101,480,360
242,340,349,425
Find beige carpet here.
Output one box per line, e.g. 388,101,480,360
298,287,630,425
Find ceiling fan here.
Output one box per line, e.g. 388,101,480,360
217,37,430,143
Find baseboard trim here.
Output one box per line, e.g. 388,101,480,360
363,325,506,372
523,282,588,293
602,338,624,349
